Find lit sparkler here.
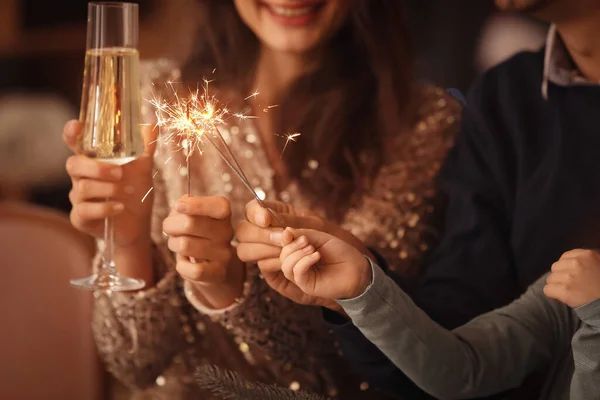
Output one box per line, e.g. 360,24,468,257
149,79,284,227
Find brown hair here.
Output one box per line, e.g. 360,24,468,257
183,0,413,219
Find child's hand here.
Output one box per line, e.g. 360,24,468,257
279,228,373,300
544,249,600,308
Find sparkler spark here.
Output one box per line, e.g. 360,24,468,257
141,187,153,203
280,132,301,157
148,78,285,227
150,78,237,160
244,88,260,101
263,104,279,113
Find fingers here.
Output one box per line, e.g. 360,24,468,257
237,242,281,263
63,120,81,153
142,125,159,157
163,213,233,240
280,234,308,260
245,199,313,227
281,245,316,281
245,199,277,227
546,270,569,285
292,251,321,289
236,220,283,246
559,249,593,260
70,201,124,226
281,228,295,246
168,236,232,262
175,257,227,283
70,179,133,202
256,258,281,274
175,196,231,220
545,269,579,304
285,228,332,249
551,253,592,273
66,155,123,181
543,282,568,302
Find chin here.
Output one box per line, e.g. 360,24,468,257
265,36,320,53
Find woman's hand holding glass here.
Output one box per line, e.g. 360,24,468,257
64,120,156,285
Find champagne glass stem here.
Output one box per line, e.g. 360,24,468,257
102,212,116,274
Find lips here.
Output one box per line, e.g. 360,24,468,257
269,5,318,17
259,0,327,24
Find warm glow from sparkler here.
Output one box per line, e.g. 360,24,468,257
149,78,253,159
145,78,294,227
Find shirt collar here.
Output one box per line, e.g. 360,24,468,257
542,24,598,99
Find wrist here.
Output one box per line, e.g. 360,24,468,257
112,235,155,285
344,255,373,299
189,256,246,309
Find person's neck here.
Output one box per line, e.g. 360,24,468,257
556,11,600,82
252,46,310,105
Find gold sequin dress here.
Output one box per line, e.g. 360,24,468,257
92,59,462,400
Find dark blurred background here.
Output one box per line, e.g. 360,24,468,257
0,0,547,214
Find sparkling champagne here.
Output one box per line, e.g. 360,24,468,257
79,47,143,165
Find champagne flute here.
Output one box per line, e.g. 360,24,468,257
71,2,145,291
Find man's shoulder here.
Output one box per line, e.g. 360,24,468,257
487,48,545,80
468,48,546,107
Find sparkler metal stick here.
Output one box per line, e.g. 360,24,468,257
197,123,285,228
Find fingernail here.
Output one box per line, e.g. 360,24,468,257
256,214,267,226
298,236,307,246
311,252,320,259
111,168,123,179
124,185,135,194
175,202,188,213
65,120,78,135
113,203,125,212
269,231,282,244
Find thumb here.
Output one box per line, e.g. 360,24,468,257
63,120,81,154
142,124,159,157
245,199,314,227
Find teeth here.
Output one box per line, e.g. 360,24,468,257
269,5,315,17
